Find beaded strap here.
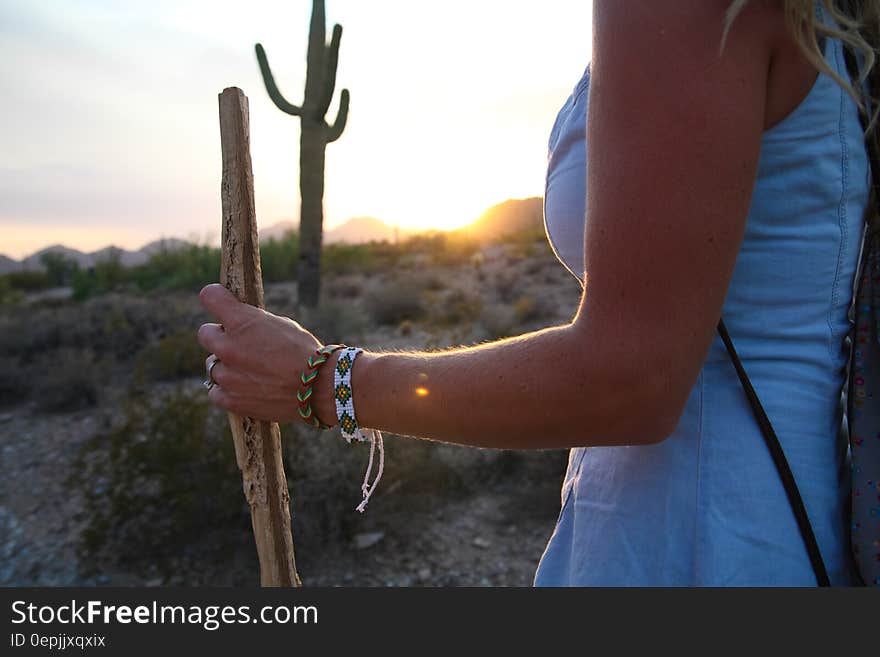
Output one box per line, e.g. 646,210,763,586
333,347,384,512
334,347,370,442
296,343,347,430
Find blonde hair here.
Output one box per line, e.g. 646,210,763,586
723,0,880,133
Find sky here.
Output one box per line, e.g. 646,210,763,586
0,0,593,259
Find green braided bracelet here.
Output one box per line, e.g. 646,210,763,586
296,343,347,430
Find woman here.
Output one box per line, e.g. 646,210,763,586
197,0,877,585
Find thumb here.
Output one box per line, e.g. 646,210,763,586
199,283,256,328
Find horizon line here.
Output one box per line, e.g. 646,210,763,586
1,196,544,261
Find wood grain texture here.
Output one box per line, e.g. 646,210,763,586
218,87,300,587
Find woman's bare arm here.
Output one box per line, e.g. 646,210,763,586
335,322,675,449
199,0,775,450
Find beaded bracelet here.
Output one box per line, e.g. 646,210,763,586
333,347,370,443
334,347,384,513
296,343,347,430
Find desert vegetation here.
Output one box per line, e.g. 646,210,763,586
0,222,583,586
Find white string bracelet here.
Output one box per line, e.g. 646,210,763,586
333,347,384,513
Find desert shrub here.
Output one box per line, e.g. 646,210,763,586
261,231,299,283
135,329,206,382
40,252,80,287
505,240,536,260
0,294,200,363
93,303,143,355
0,277,23,306
70,388,248,578
325,276,364,299
362,239,402,270
437,232,474,265
297,297,369,345
72,251,128,300
283,426,518,542
0,309,50,358
479,305,517,340
365,278,426,326
422,232,481,267
2,269,50,293
0,357,29,406
0,293,201,416
524,259,545,276
501,225,549,247
501,231,557,264
421,274,447,291
426,288,483,327
281,424,376,541
66,244,223,300
31,347,100,412
263,283,297,310
514,296,540,324
65,268,98,301
514,294,557,326
322,243,376,276
130,244,219,293
69,398,494,577
67,386,568,579
494,271,519,303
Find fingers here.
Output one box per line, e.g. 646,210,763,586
207,383,296,423
208,385,240,414
197,323,231,360
199,283,256,329
206,360,253,394
206,359,294,398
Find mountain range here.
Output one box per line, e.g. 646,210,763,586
259,215,421,245
0,198,544,274
461,197,544,242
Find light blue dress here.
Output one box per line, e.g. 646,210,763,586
535,4,867,586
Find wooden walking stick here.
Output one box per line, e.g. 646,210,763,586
218,87,301,587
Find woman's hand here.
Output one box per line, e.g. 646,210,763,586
196,283,338,425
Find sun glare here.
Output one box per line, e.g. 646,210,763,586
0,1,593,257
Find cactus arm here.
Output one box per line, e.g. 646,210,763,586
326,88,349,143
254,43,302,116
317,24,342,117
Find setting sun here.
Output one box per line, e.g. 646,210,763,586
0,0,592,258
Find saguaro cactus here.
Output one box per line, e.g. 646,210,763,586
255,0,349,309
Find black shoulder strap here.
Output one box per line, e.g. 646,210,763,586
715,5,880,589
716,319,831,586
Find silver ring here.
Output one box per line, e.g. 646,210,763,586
204,355,220,390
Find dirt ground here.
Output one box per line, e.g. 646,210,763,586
0,395,567,587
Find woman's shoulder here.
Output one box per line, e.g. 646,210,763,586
763,2,831,132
